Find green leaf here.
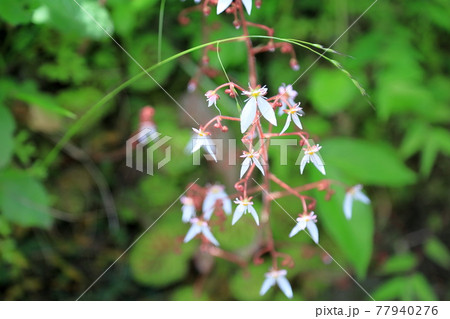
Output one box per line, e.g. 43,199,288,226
322,138,416,186
315,180,374,279
424,237,450,269
129,214,196,287
0,0,37,25
308,68,357,115
380,253,418,275
33,0,114,40
372,277,407,301
0,169,52,229
411,273,437,301
0,106,16,169
229,263,272,301
15,91,76,119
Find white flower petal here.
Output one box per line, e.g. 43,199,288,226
257,96,277,126
300,154,310,174
247,204,260,226
311,153,326,175
354,190,371,204
291,113,303,130
240,97,257,133
222,197,232,215
184,224,202,243
201,226,220,246
240,156,252,178
232,204,246,225
191,136,204,153
306,221,319,244
216,0,233,14
288,223,302,237
259,276,276,296
253,157,265,176
202,194,216,220
276,276,293,299
343,193,353,220
242,0,252,15
202,138,217,162
280,114,291,135
182,205,195,223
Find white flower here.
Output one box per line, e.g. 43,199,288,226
203,184,232,220
240,150,265,178
289,212,319,244
300,144,325,175
205,90,219,107
279,103,304,134
259,269,293,299
191,128,217,162
278,84,298,115
343,184,370,219
180,196,196,223
232,197,259,225
241,86,277,133
184,218,219,246
217,0,252,15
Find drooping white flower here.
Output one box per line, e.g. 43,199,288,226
278,84,298,115
343,184,370,219
203,184,232,220
180,196,196,223
300,144,325,175
205,90,219,107
232,197,259,225
289,212,319,244
217,0,252,15
240,150,265,178
259,269,293,299
241,86,277,133
184,218,220,246
191,128,217,162
279,103,304,134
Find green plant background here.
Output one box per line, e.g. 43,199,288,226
0,0,449,300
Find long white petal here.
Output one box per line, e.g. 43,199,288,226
276,276,293,299
291,113,303,130
257,96,277,126
182,206,195,223
280,114,291,135
232,205,246,225
311,153,326,175
202,138,217,162
259,277,276,296
191,136,203,153
241,97,257,133
222,197,232,215
216,0,233,14
354,191,371,204
300,154,310,174
247,205,260,226
306,221,319,244
240,156,252,178
242,0,252,15
253,157,265,176
343,193,353,220
202,194,216,220
289,223,303,237
201,226,220,246
184,224,202,243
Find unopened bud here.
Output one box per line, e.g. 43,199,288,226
187,80,197,92
256,0,262,9
214,123,220,128
179,16,190,25
203,6,211,16
290,58,300,71
221,126,228,132
233,20,241,29
202,55,209,66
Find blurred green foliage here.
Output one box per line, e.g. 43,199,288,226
0,0,448,300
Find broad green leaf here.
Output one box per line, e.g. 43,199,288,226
424,237,450,269
315,176,374,279
214,216,258,251
0,106,16,169
171,285,209,301
33,0,114,40
380,253,417,275
308,68,358,115
0,169,52,229
0,0,37,25
229,262,272,301
129,214,196,287
322,138,416,186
